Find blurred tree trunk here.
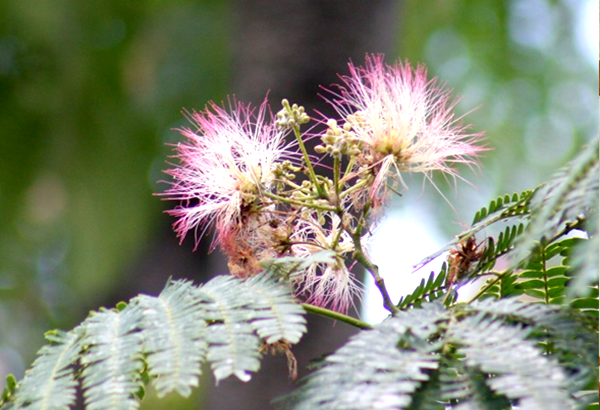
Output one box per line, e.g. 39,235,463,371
206,2,399,409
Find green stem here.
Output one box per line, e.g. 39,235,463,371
262,191,336,212
352,246,400,315
333,155,341,198
343,156,356,181
348,209,399,315
283,180,304,191
329,218,345,252
349,203,399,315
541,246,550,304
302,303,372,329
466,271,506,304
340,178,369,198
291,123,326,198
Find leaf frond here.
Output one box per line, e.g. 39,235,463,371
241,272,307,344
3,273,307,410
397,267,448,310
290,300,597,410
471,190,534,227
136,280,207,398
467,297,599,389
449,315,575,410
510,138,599,269
12,329,83,410
80,305,144,410
288,303,447,410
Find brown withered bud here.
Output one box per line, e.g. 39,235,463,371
446,236,485,288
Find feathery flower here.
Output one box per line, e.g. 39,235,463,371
162,99,296,251
324,54,485,207
290,212,362,312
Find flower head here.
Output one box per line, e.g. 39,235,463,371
324,55,485,207
290,212,362,312
162,99,296,251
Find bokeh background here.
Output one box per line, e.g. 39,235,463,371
0,1,597,409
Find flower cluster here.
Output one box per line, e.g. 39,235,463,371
161,100,296,270
322,54,485,209
160,55,484,313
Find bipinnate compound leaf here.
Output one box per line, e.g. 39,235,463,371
288,300,597,410
3,272,306,410
80,306,144,410
137,280,207,398
12,329,82,410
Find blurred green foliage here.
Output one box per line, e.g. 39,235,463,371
0,0,230,373
401,0,597,227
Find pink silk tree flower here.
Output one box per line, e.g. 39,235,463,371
324,54,485,208
290,212,362,313
161,99,296,252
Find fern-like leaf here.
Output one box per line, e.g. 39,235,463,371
2,273,307,410
467,297,599,391
196,275,262,382
241,272,306,344
12,329,82,410
471,190,534,228
197,272,306,382
290,300,597,410
438,360,510,410
449,315,574,410
511,138,599,269
136,280,206,398
397,267,448,310
80,305,144,410
511,237,575,304
289,304,446,410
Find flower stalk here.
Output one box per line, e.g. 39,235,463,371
280,99,327,199
351,238,400,315
302,303,372,329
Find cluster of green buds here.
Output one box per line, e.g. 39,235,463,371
275,99,310,130
272,160,301,181
315,119,361,158
272,160,301,192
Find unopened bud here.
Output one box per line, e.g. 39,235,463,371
299,113,310,124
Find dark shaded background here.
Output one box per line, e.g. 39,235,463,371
0,1,596,409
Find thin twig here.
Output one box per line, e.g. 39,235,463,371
302,303,372,329
352,247,400,315
291,123,327,198
466,271,506,304
262,191,336,212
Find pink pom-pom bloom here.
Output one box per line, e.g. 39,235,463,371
162,99,295,251
290,212,363,313
325,55,485,207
